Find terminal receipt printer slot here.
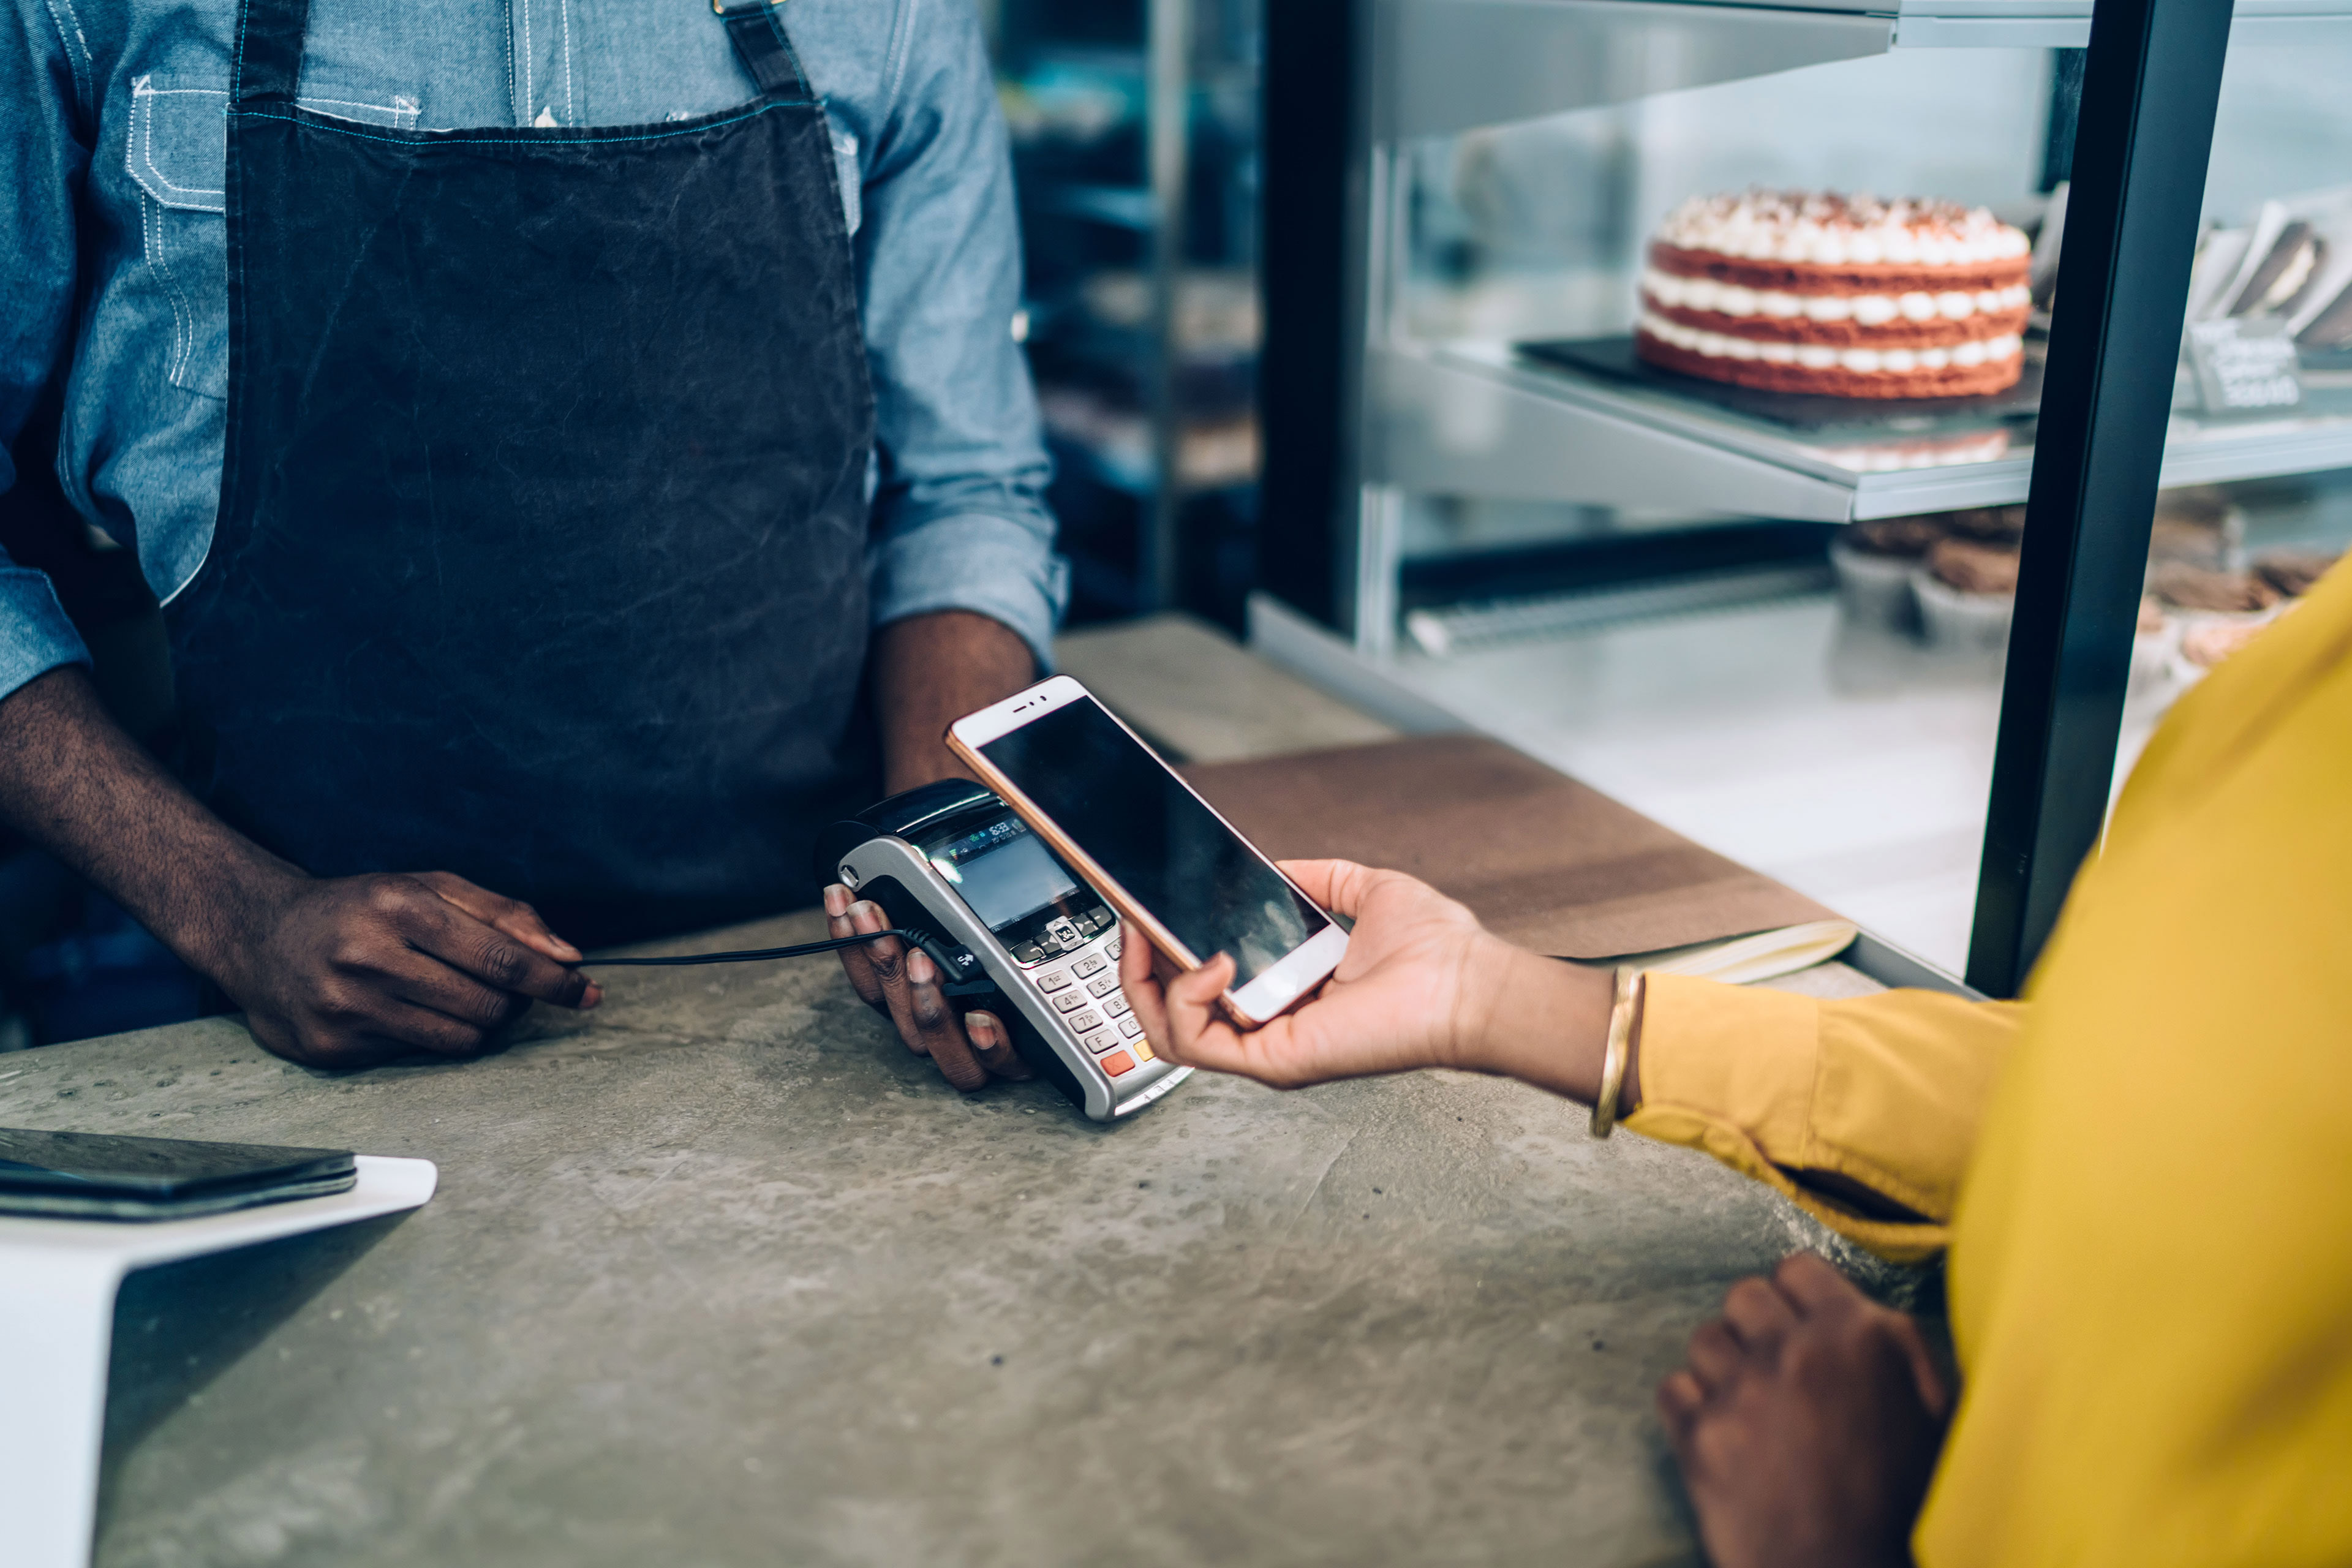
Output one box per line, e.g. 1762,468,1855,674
817,782,1191,1121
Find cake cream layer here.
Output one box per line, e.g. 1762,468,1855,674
1654,192,2031,268
1635,330,2022,400
1648,241,2029,300
1635,312,2022,375
1642,269,2030,326
1642,299,2032,350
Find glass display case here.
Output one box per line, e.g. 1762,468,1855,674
1259,0,2352,989
987,0,1265,626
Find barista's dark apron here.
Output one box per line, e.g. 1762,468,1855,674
169,0,875,946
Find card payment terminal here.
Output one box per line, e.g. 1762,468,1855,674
815,781,1191,1121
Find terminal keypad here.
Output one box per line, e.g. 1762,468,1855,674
1017,905,1152,1072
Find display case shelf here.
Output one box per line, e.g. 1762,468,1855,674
1370,339,2352,521
1381,0,2352,141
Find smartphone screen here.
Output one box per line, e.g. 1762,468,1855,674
976,696,1330,987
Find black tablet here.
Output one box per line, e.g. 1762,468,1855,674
0,1127,357,1221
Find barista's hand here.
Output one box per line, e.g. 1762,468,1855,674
217,870,600,1069
1118,859,1500,1087
824,885,1033,1091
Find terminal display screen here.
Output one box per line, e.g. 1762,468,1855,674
929,818,1082,932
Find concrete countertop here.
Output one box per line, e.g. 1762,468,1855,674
6,615,1896,1567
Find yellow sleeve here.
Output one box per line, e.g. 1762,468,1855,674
1621,973,2026,1263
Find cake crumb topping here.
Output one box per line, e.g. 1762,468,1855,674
1656,190,2032,268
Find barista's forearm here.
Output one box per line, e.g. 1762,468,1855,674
0,666,294,977
871,610,1038,794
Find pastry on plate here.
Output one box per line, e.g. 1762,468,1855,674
2147,563,2282,614
1927,538,2022,596
2252,549,2343,600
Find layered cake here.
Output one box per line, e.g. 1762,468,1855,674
1635,192,2033,399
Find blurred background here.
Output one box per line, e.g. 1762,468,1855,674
6,2,2349,1042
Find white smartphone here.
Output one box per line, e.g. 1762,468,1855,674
946,676,1349,1027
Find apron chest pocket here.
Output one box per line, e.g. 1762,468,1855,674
124,75,419,400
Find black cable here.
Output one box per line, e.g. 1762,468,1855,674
577,929,951,968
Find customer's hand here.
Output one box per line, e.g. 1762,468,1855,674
1117,859,1507,1087
217,870,600,1069
823,886,1032,1091
1656,1253,1949,1568
1120,859,1626,1106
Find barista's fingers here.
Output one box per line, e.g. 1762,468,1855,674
905,949,988,1092
963,1011,1033,1081
413,871,584,963
824,886,888,1011
851,900,915,1025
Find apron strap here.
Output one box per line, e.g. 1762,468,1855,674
717,2,813,100
232,0,310,109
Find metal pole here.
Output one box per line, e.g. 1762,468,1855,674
1145,0,1191,610
1966,0,2236,997
1257,0,1365,631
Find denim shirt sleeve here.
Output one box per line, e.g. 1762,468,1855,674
0,0,97,701
854,0,1067,669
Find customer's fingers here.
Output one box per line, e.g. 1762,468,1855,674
1883,1309,1953,1422
1772,1252,1863,1317
1720,1275,1799,1356
1118,920,1155,991
1118,924,1168,1030
1272,859,1376,919
1656,1370,1706,1440
963,1011,1032,1080
1683,1319,1745,1393
1272,859,1344,909
1155,952,1240,1065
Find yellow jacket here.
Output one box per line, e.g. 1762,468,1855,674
1624,559,2352,1566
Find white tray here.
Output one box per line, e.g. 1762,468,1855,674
0,1154,437,1568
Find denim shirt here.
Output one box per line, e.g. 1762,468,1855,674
0,0,1066,703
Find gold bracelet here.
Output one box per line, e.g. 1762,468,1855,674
1589,966,1641,1140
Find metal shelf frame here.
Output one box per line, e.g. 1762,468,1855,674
1261,0,2295,992
1370,339,2352,521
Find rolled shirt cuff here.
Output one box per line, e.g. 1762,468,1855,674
868,511,1070,671
0,564,91,703
1624,972,1951,1263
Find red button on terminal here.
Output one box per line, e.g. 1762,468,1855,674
1101,1050,1137,1077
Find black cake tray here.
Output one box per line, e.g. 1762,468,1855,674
1516,335,2045,434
